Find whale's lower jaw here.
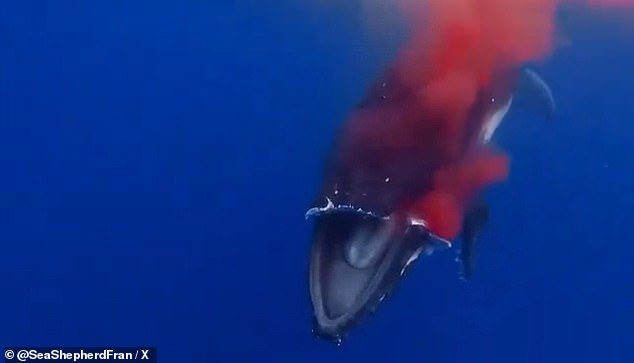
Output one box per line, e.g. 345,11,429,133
308,211,432,343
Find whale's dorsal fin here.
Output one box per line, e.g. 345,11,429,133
515,67,556,121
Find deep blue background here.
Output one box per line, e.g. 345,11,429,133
1,1,633,362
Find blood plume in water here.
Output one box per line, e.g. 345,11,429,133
333,0,633,240
410,151,510,239
349,0,556,240
386,0,632,239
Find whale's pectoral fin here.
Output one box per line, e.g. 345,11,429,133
515,67,556,121
459,200,489,280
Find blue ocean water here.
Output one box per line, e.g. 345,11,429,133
1,1,632,362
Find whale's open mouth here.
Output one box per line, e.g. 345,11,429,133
307,205,444,343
